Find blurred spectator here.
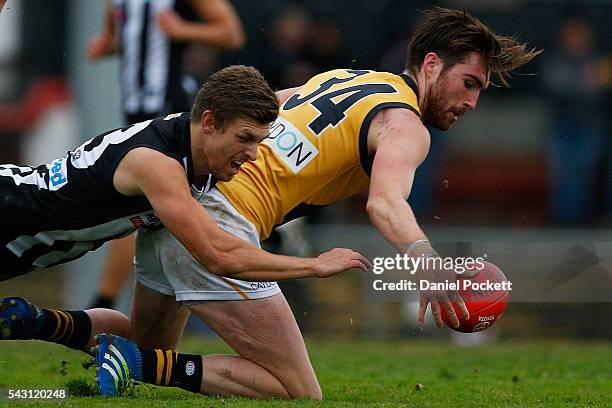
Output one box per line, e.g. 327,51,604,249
305,16,344,73
86,0,244,124
183,44,221,85
542,16,608,225
260,5,317,89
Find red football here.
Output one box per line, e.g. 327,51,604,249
441,261,509,333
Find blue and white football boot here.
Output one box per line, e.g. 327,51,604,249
0,297,44,340
95,333,143,396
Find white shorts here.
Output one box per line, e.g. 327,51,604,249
134,187,281,302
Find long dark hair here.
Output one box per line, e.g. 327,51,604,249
405,7,542,87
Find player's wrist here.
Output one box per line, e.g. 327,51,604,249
310,256,329,278
406,239,437,258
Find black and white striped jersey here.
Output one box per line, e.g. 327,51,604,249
113,0,198,120
0,112,208,272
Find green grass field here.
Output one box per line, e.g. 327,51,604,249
0,336,610,407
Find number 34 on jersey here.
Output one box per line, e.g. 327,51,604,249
264,69,420,174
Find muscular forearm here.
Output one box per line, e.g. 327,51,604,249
367,196,427,253
155,199,320,281
200,239,367,281
224,253,318,282
198,239,319,281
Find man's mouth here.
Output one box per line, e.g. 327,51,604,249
449,110,465,122
231,160,244,171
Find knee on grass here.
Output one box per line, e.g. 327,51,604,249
289,384,323,400
221,325,322,400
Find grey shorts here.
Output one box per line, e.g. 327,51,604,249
134,187,281,302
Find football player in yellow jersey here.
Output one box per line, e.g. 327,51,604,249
2,7,540,400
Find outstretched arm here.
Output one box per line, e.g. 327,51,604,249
114,148,370,281
157,0,245,49
366,108,430,249
365,108,468,328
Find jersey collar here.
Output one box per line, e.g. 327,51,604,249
398,73,420,102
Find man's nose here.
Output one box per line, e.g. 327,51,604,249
463,91,480,110
246,143,258,161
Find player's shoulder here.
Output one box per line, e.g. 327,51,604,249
306,69,418,100
311,68,406,82
308,68,384,82
139,112,189,142
367,105,429,155
113,112,190,162
147,112,190,131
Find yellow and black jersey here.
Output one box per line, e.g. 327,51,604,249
217,69,421,239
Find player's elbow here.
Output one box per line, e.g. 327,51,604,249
366,195,392,221
204,259,225,276
215,257,243,276
190,246,224,276
199,249,242,276
195,226,248,275
201,254,229,276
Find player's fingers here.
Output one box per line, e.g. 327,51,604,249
341,250,371,271
430,300,443,328
418,297,429,324
442,300,459,328
449,291,470,320
349,259,368,271
359,254,372,270
435,292,452,327
456,299,470,321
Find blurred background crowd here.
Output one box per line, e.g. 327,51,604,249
1,0,611,340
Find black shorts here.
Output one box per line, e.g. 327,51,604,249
0,244,34,281
0,177,38,280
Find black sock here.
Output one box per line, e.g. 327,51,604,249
35,309,92,351
141,348,203,393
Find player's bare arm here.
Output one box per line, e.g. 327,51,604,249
113,148,370,281
276,87,301,105
366,108,468,328
157,0,245,49
366,108,430,248
85,2,117,60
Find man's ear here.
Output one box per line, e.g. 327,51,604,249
200,110,215,134
422,52,442,77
